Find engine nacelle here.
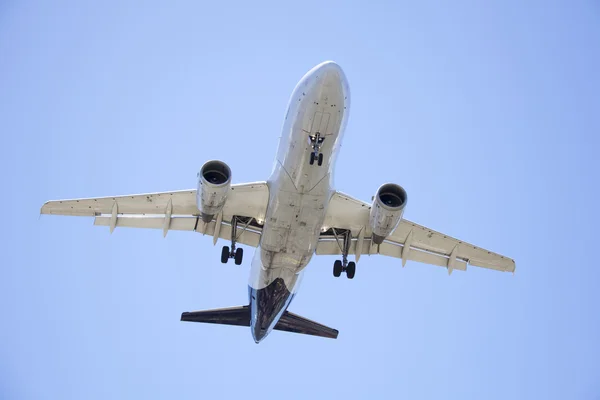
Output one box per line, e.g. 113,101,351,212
196,160,232,223
369,183,408,244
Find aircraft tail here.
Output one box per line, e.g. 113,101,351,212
181,306,338,339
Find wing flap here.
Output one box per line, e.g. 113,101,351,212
94,216,262,247
94,216,197,231
315,240,467,271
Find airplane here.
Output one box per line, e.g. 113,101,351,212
41,61,516,343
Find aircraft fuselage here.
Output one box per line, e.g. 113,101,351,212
248,62,350,342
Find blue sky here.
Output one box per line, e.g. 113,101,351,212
2,1,599,398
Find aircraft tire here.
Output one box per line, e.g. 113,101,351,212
346,262,356,279
234,247,243,265
333,260,343,277
221,246,230,263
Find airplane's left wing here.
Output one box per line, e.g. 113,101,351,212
317,191,515,274
40,182,269,247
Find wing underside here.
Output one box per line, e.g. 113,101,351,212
41,185,514,272
40,182,269,247
318,191,515,274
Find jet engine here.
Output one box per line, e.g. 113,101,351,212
369,183,408,244
196,160,232,223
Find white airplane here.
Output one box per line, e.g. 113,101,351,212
41,61,515,343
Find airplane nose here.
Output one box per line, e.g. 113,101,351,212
312,61,344,84
307,61,349,106
313,60,343,74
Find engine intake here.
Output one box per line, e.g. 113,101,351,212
196,160,232,222
369,183,408,244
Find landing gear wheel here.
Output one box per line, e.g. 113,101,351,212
330,228,356,279
318,153,323,166
234,247,243,265
310,152,316,165
221,246,230,264
346,261,356,279
333,260,343,277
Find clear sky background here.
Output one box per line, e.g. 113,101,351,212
2,1,599,399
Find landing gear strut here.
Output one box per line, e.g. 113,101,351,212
309,132,325,166
331,228,356,279
221,216,252,265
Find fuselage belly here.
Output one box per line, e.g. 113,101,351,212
248,62,350,342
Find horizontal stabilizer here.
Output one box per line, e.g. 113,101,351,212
181,306,250,327
275,311,339,339
181,306,338,339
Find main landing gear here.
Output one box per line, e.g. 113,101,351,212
221,216,252,265
309,132,324,166
331,228,356,279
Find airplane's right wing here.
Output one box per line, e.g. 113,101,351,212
40,182,270,247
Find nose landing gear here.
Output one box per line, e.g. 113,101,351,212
309,132,325,166
309,152,323,166
331,228,356,279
